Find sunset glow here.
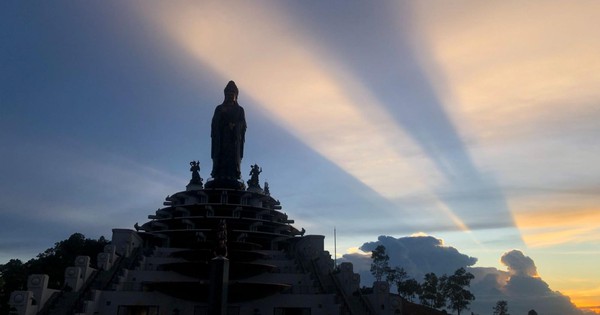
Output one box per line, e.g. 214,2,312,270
2,1,599,314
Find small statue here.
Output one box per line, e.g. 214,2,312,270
188,161,203,187
263,181,270,195
247,164,262,188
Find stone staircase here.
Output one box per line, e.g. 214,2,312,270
38,248,143,315
330,273,376,315
38,270,97,315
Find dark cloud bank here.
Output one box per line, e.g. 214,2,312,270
340,235,591,315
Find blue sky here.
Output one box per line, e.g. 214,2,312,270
1,1,600,313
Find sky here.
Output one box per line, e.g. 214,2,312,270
1,1,599,314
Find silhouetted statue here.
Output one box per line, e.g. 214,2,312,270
247,164,262,188
188,161,203,187
211,81,247,180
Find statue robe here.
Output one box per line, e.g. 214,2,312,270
211,102,246,179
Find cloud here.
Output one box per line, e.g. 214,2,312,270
513,200,600,248
137,1,426,200
501,250,538,277
408,0,600,247
343,235,477,284
3,1,599,310
411,1,600,143
342,235,589,315
0,137,184,263
135,1,509,236
472,250,589,315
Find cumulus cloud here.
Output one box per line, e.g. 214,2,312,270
501,249,538,277
472,250,588,315
342,235,477,284
343,235,589,315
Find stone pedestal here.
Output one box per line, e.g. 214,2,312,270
208,256,229,315
205,178,245,190
186,183,204,191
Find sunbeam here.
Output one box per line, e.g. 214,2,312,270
137,1,479,235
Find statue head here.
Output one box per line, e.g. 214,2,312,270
224,80,239,102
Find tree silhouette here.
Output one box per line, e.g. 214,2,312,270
493,300,509,315
386,266,407,289
366,245,476,314
398,278,421,302
370,245,390,282
445,267,475,315
0,259,28,314
420,272,447,309
0,233,107,315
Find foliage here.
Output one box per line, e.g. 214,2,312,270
28,233,108,287
0,259,28,297
385,265,411,296
398,278,421,302
0,233,108,315
370,245,390,282
386,266,406,287
444,267,475,315
493,300,509,315
420,272,447,309
366,245,476,314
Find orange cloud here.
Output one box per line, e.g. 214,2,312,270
514,207,600,247
409,1,600,143
406,0,600,250
562,285,600,314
